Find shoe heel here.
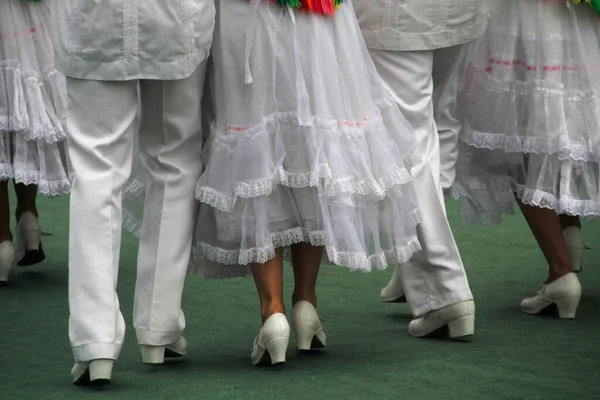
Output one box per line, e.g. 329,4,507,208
140,345,166,364
556,296,580,319
292,301,326,351
295,325,318,351
17,212,42,249
0,263,10,282
0,258,11,282
21,228,41,252
569,247,584,273
0,241,15,282
16,212,45,267
89,359,113,382
564,227,585,273
294,324,326,350
264,336,289,365
447,315,475,339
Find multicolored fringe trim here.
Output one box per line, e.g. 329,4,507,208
272,0,344,15
570,0,600,15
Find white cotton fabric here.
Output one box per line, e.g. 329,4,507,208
354,0,495,52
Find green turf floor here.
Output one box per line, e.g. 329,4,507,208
1,195,599,400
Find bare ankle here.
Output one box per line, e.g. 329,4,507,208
260,303,285,323
292,293,317,308
547,268,572,283
15,207,38,221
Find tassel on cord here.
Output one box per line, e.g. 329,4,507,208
313,0,335,15
301,0,314,13
265,0,344,15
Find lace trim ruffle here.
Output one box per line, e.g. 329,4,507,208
460,124,597,162
0,165,72,196
0,60,67,143
451,178,600,224
196,163,417,213
198,94,420,212
192,224,422,272
515,184,600,216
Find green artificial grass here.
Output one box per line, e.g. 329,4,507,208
1,194,599,400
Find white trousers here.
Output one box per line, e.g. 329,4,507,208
369,45,473,317
67,62,207,362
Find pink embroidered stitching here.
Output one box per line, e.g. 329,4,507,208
0,22,46,41
222,115,370,132
487,58,597,72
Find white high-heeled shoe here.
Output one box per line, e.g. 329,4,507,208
251,313,290,366
408,300,475,339
291,301,326,351
140,336,188,364
564,227,585,273
0,241,15,282
15,211,45,267
71,359,114,385
521,272,582,319
380,266,407,303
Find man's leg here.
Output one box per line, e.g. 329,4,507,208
369,49,474,337
133,62,208,362
67,78,138,380
432,43,472,190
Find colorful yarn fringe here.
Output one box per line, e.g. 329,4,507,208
570,0,600,15
273,0,343,15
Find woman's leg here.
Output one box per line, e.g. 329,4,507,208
558,214,584,273
0,180,14,281
517,200,571,282
0,181,11,243
290,243,323,307
251,249,286,323
250,249,290,365
13,183,44,266
13,183,38,221
290,243,326,350
559,214,581,230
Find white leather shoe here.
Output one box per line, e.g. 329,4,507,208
521,273,581,319
71,359,114,385
564,227,585,273
251,313,290,366
15,211,45,267
140,336,188,364
380,266,407,303
408,300,475,339
291,301,326,351
0,241,15,283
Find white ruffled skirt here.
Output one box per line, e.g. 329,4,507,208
125,0,423,278
453,0,600,224
0,0,71,195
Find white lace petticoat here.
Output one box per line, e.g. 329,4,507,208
124,0,424,278
0,0,72,195
452,0,600,224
